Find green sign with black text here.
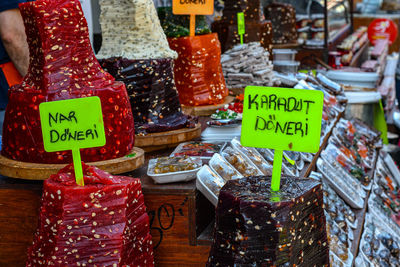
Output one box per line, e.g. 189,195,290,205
241,86,323,153
241,86,324,191
39,97,106,186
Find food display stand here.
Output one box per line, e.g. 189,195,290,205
0,0,399,266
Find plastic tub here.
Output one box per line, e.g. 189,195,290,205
272,49,297,61
147,157,202,184
273,60,300,73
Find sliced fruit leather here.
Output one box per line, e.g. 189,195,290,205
26,163,154,266
264,3,298,45
1,0,135,164
212,0,273,53
207,176,330,266
168,33,228,106
100,57,196,134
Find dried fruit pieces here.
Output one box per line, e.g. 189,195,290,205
1,0,135,163
207,176,329,266
168,33,228,106
26,163,154,266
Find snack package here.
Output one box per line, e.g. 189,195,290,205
26,163,154,266
168,33,228,106
207,176,329,266
1,0,135,164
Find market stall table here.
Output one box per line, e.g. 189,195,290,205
0,147,215,267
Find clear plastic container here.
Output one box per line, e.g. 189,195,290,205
170,141,226,161
209,153,243,181
273,60,300,73
272,49,297,61
230,138,272,176
317,158,364,209
221,146,263,177
147,157,202,184
196,165,226,206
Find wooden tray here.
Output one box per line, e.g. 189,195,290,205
181,96,235,116
0,147,145,180
135,123,202,152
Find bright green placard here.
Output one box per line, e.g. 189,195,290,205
39,97,106,152
241,86,324,153
237,12,245,44
241,86,324,191
39,97,106,186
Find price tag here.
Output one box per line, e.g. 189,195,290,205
237,12,245,44
172,0,214,15
241,86,323,191
172,0,214,37
39,97,106,186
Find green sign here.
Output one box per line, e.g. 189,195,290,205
237,12,245,44
39,97,106,186
241,86,323,191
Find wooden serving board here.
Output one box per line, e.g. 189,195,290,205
181,96,235,116
0,147,145,180
135,124,201,152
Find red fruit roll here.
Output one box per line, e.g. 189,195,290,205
1,0,135,164
168,33,228,106
26,163,154,266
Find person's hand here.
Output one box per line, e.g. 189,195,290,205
0,8,29,77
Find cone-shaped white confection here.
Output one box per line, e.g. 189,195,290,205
97,0,177,59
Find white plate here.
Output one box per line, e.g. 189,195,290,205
147,157,202,184
170,141,226,161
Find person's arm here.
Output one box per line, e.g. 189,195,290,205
0,8,29,77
